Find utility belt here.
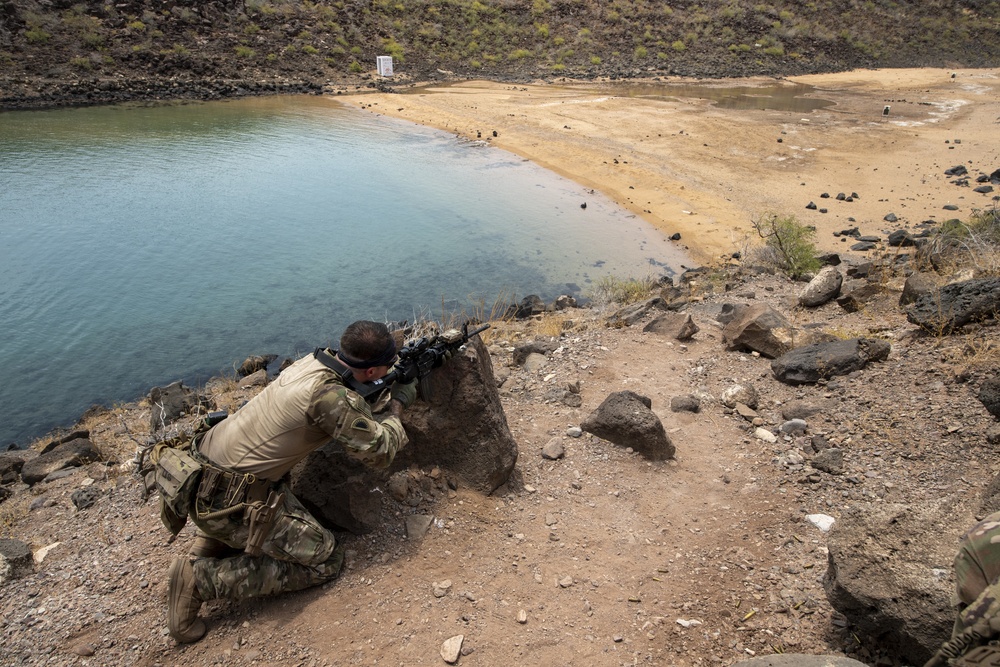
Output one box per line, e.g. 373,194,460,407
190,437,285,557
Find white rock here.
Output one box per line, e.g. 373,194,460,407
33,542,61,565
754,427,777,443
806,513,836,532
441,635,464,664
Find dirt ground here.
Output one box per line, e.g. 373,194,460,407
2,69,1000,667
3,270,999,667
346,68,1000,265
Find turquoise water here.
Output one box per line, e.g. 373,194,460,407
0,95,687,448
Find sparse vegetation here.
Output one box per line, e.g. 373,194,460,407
750,212,821,279
925,205,1000,276
587,275,658,308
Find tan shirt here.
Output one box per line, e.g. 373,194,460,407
198,352,407,481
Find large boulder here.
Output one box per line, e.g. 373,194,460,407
580,391,675,460
823,502,957,665
906,277,1000,334
148,381,204,432
0,450,31,485
512,340,559,366
0,539,33,584
898,272,940,307
642,312,699,340
20,438,101,485
771,338,891,385
978,376,1000,420
836,282,885,313
238,354,277,377
734,657,868,667
722,304,796,359
291,337,517,533
798,266,843,307
608,296,668,327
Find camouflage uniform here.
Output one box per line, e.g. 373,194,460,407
189,351,407,602
951,511,1000,636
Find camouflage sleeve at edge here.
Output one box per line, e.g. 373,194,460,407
310,384,408,469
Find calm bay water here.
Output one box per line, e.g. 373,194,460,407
0,95,687,448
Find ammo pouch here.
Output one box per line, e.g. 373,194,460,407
151,439,203,535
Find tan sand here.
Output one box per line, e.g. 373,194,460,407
339,68,1000,266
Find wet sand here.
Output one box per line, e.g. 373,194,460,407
340,68,1000,265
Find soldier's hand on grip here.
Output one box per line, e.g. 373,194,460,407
390,379,418,409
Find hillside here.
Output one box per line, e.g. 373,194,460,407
2,0,1000,108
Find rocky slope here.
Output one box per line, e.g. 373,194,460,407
1,253,998,666
2,0,1000,109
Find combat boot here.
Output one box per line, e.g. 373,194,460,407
167,557,206,643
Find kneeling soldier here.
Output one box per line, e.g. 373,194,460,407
159,320,416,643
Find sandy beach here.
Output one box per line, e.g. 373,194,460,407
342,68,1000,265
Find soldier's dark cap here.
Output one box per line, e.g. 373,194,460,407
339,339,397,369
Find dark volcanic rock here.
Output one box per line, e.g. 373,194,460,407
581,391,675,460
771,338,891,385
20,438,101,485
291,337,517,533
979,376,1000,420
906,277,1000,334
823,502,955,666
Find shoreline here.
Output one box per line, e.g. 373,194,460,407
7,67,1000,449
339,68,1000,265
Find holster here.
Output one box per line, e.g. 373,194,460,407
191,448,280,556
245,491,285,557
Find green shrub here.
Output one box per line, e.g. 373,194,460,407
634,45,648,58
25,27,51,43
301,44,318,54
763,45,785,56
128,20,145,31
349,60,364,72
69,56,92,70
751,213,820,278
550,63,565,71
382,37,404,60
590,55,601,64
235,45,256,57
671,40,685,51
509,48,531,59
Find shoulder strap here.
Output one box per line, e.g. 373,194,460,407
313,348,391,402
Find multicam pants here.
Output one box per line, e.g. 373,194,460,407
189,481,344,602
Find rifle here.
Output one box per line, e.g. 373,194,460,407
315,321,490,403
925,585,1000,667
950,644,1000,666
